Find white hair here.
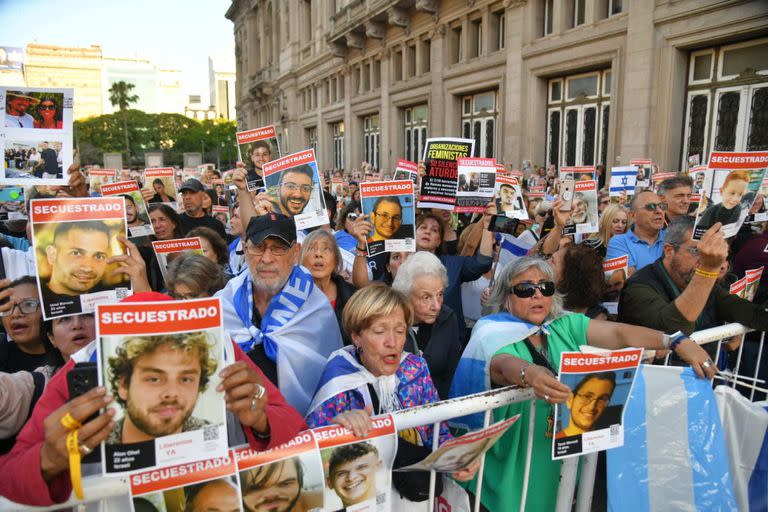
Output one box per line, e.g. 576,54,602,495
391,251,447,296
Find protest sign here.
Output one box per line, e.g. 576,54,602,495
397,415,520,473
100,181,154,238
455,157,496,214
0,186,25,220
603,255,628,304
494,176,527,220
331,178,346,199
314,415,397,512
393,159,418,184
744,267,763,302
630,159,653,191
30,197,131,320
89,168,117,195
553,348,643,460
418,137,474,210
609,166,636,197
562,180,598,235
97,297,228,475
730,276,747,298
152,237,205,285
130,452,241,512
692,151,768,240
263,149,328,230
237,125,281,191
560,166,595,183
144,167,178,205
235,431,324,512
651,172,677,193
360,180,415,256
212,205,230,233
1,87,74,186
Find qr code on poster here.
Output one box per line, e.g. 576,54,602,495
203,425,219,441
609,424,620,437
376,493,386,505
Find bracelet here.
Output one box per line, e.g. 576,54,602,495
664,331,688,352
355,247,367,257
519,363,534,387
694,267,719,279
356,245,367,252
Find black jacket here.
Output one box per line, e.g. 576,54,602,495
330,273,356,346
406,305,462,400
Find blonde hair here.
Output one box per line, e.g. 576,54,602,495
342,283,413,338
588,204,628,247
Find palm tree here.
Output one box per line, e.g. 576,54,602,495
108,81,139,165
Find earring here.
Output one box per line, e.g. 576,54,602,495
355,345,363,354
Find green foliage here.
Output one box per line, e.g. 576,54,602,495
108,81,139,111
74,110,238,167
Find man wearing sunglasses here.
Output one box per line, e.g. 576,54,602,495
618,216,768,360
606,190,667,275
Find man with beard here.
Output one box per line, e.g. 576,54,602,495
247,140,273,190
41,220,113,316
178,178,227,239
120,194,148,236
5,91,38,128
496,183,524,217
241,457,316,512
326,443,381,510
272,166,315,218
618,216,768,357
106,331,217,444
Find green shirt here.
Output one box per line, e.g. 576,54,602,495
470,313,590,512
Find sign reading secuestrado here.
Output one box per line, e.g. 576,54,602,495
97,297,222,335
30,197,125,220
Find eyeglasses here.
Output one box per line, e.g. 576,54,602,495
0,298,40,317
281,182,313,194
511,281,556,298
670,244,699,256
38,104,56,110
373,212,402,223
170,291,204,300
600,200,611,205
307,245,333,255
246,242,293,257
641,202,668,212
574,392,611,407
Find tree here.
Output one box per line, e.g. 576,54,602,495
108,81,139,165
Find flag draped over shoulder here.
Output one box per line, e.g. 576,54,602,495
216,265,343,414
715,385,768,512
607,365,736,512
448,312,541,430
306,346,382,416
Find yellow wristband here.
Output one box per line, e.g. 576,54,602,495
694,267,719,279
60,412,82,431
66,430,84,500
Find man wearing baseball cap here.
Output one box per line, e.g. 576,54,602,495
217,213,343,414
5,91,39,128
178,178,227,239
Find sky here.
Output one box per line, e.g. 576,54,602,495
0,0,235,100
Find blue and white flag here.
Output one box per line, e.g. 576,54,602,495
607,365,736,512
609,166,637,197
448,312,542,430
216,265,343,414
495,232,536,278
715,385,768,512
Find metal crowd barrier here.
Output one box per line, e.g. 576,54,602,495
2,323,757,511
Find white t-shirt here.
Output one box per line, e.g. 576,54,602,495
5,113,34,128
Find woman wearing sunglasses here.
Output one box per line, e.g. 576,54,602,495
33,97,62,129
452,256,715,512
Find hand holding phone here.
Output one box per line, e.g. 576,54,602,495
559,179,575,211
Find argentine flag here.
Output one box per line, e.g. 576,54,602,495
607,365,736,511
609,166,637,197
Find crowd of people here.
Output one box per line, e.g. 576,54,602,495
0,150,766,511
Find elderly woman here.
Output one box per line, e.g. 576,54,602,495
392,252,462,399
450,256,716,512
299,229,356,338
166,253,229,299
307,284,478,505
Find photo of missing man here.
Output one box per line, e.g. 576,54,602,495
239,455,324,512
243,140,274,191
3,139,66,184
321,441,385,512
263,157,328,230
4,89,65,130
120,192,153,238
495,181,527,220
133,476,242,512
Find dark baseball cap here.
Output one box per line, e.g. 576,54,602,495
246,213,296,246
178,179,204,193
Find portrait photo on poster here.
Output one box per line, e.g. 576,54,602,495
236,126,281,192
361,180,416,257
238,451,325,512
263,149,328,230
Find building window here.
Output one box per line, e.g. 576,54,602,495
406,44,417,78
421,39,431,73
363,114,380,170
608,0,623,16
451,26,462,64
307,126,318,153
461,91,497,158
544,0,554,36
573,0,586,27
491,11,505,51
469,18,482,59
681,38,768,168
546,70,611,167
372,60,381,89
404,104,428,162
332,121,344,169
393,48,403,81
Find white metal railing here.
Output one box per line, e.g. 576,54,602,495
2,323,758,512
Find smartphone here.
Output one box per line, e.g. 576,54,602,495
66,362,101,462
487,215,520,235
559,178,575,211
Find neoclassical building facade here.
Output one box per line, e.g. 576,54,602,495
226,0,768,173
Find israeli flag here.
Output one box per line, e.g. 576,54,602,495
607,365,736,511
609,166,637,197
716,385,768,512
495,233,535,279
